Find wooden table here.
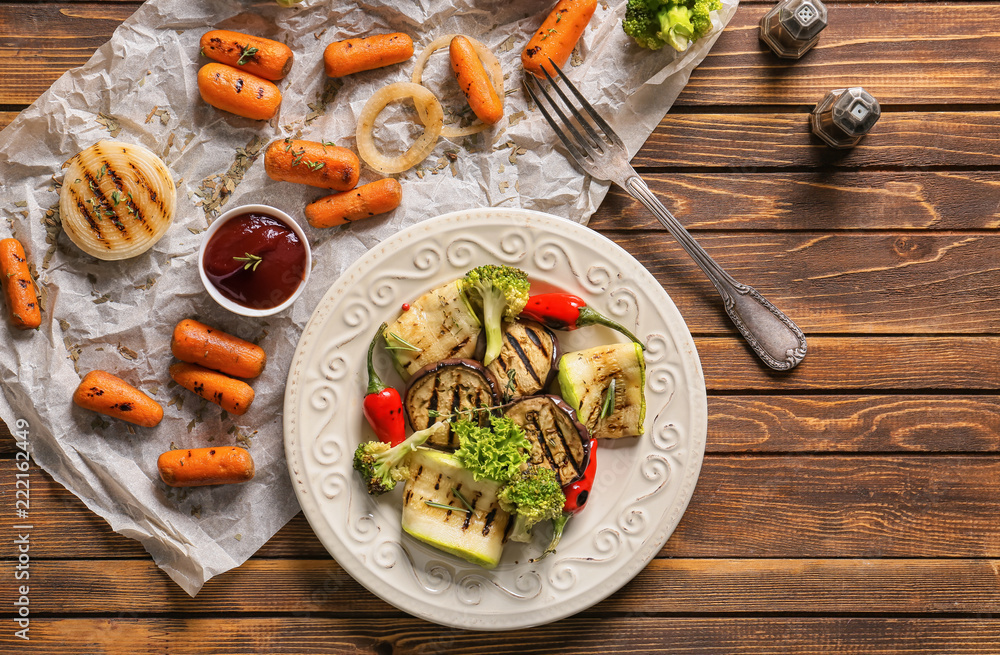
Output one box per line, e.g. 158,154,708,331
3,2,999,652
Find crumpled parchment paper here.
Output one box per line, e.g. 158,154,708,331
0,0,737,595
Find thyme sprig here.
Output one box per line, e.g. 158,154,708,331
237,44,259,65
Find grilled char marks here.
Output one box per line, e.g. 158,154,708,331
504,395,590,486
127,160,168,219
404,359,500,450
487,320,558,399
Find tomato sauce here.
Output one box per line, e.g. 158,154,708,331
203,212,306,310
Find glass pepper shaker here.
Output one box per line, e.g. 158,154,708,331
810,87,881,149
760,0,828,59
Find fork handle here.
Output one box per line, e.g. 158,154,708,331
623,174,807,370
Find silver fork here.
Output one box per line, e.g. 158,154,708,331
524,62,807,371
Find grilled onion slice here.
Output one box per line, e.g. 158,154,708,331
411,34,504,138
60,141,176,261
356,82,444,175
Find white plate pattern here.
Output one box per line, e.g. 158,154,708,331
284,208,707,630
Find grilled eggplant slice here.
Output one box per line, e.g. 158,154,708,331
503,395,590,486
404,359,500,450
401,448,510,569
487,319,559,400
558,342,646,439
385,279,481,380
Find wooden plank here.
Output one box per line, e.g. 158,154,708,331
5,456,1000,559
11,557,1000,615
696,337,1000,391
680,5,1000,106
634,111,1000,168
615,232,1000,334
4,617,1000,654
594,171,1000,231
671,456,1000,558
9,394,997,456
2,5,1000,107
708,395,1000,453
0,5,139,106
0,111,18,131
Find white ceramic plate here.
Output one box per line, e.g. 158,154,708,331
284,208,707,630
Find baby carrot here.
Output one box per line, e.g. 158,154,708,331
522,0,598,78
157,446,255,487
305,178,402,229
450,35,503,125
197,62,282,121
73,370,164,427
0,238,41,330
169,363,255,416
171,318,267,379
324,33,414,77
264,138,360,191
200,29,294,81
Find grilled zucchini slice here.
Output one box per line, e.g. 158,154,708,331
385,279,481,380
557,342,646,439
401,448,510,569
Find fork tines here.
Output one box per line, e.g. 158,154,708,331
523,59,624,171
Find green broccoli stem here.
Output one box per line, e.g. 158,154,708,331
539,512,572,559
508,513,535,543
372,423,447,486
481,297,506,366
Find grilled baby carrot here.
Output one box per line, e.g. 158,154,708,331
522,0,598,78
171,318,267,379
169,363,255,416
0,238,41,330
157,446,255,487
305,178,402,228
324,33,414,77
197,62,282,120
73,370,164,427
200,29,294,81
264,138,360,191
450,35,503,125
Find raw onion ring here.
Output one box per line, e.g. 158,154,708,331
356,82,444,175
411,34,504,138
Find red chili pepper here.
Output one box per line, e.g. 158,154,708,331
520,293,644,348
363,322,406,447
541,438,597,558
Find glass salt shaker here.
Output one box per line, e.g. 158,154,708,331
810,87,881,149
760,0,828,59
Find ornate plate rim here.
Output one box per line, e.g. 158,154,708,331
283,207,707,630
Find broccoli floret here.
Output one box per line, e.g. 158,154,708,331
623,0,722,52
460,265,530,366
497,465,566,543
454,415,530,483
353,422,448,495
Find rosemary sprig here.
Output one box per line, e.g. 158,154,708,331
237,44,259,65
384,332,422,353
452,488,474,512
425,500,468,513
233,252,263,272
599,377,617,420
306,160,325,171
